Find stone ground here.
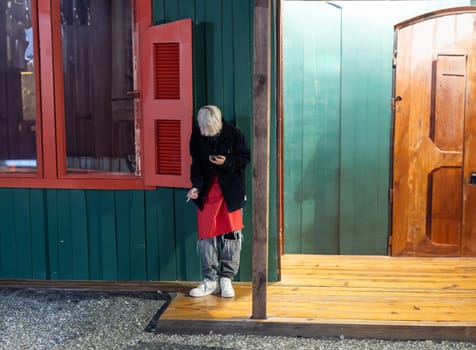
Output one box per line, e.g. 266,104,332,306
0,288,475,350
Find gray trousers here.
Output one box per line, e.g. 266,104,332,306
198,230,242,281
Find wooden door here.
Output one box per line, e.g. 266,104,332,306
392,8,476,256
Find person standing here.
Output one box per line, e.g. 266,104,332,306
186,105,250,298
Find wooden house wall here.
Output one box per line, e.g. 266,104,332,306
4,0,473,282
283,0,471,254
0,0,279,282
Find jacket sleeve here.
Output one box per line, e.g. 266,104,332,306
189,128,204,192
221,128,251,174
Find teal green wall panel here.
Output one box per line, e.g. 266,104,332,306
46,190,59,279
115,190,147,281
283,7,304,253
267,0,278,282
0,190,14,277
283,2,342,254
0,189,46,279
339,3,394,255
14,189,33,277
154,188,177,281
144,190,159,281
68,190,89,279
30,189,47,279
174,189,201,281
97,191,118,280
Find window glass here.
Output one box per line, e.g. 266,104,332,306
61,0,135,174
0,0,37,173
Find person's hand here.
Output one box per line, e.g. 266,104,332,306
209,155,226,166
186,188,199,201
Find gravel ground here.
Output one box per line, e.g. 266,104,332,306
0,288,475,350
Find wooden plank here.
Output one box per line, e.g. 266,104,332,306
252,0,271,320
129,190,147,280
57,190,73,279
222,0,234,119
282,2,304,253
152,0,165,24
164,0,179,22
0,189,15,277
282,2,342,254
13,190,32,278
46,190,60,279
174,189,201,281
0,279,197,293
178,0,195,20
29,189,48,279
192,2,207,109
115,190,147,280
205,0,224,108
156,320,476,341
339,3,394,255
155,188,177,280
85,191,101,280
98,191,118,279
115,191,132,279
69,190,89,280
86,191,118,280
145,190,160,280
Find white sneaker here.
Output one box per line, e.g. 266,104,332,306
189,279,220,297
220,277,235,298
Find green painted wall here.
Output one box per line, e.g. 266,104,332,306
283,0,470,254
283,2,342,253
0,0,279,282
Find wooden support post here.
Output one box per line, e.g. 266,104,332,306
252,0,271,320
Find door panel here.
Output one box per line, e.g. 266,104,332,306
392,9,476,256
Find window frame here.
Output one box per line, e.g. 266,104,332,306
0,0,152,190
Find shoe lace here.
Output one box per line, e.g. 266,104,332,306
221,278,232,290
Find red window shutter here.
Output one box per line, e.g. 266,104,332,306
139,18,193,188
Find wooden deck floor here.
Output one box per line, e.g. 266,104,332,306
157,255,476,340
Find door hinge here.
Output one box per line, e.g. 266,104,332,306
389,188,394,204
387,234,393,256
393,50,397,68
391,96,402,111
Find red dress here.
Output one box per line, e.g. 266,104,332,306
197,174,243,240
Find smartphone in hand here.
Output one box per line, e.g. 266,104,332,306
209,154,222,161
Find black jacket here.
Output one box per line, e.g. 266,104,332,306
190,120,250,212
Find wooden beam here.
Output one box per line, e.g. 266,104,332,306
276,0,284,263
0,279,198,294
252,0,271,320
155,320,476,342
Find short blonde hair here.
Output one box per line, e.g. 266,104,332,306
197,105,223,136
